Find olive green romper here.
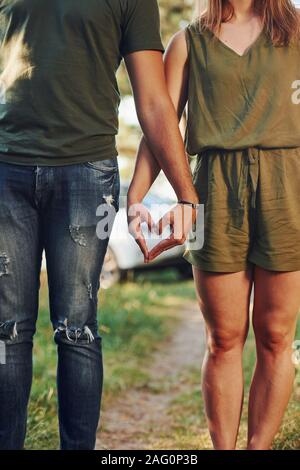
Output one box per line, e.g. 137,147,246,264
183,21,300,272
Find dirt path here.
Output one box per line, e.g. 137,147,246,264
96,302,206,450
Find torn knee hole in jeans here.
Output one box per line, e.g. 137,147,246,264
0,321,17,365
0,252,10,277
87,283,93,300
0,320,18,340
54,319,95,344
69,225,88,247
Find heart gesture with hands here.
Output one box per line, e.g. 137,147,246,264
127,200,198,263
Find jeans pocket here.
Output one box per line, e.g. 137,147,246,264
83,157,120,213
84,156,118,172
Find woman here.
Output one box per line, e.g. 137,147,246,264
128,0,300,450
0,0,199,450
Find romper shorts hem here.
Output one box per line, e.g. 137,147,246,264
248,254,300,273
184,249,300,273
183,249,251,273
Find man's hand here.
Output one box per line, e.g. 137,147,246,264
127,202,155,263
148,203,197,262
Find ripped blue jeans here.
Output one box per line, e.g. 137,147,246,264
0,158,120,449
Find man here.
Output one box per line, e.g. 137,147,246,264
0,0,198,450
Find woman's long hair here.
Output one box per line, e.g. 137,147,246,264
196,0,300,45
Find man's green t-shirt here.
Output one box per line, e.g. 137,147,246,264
0,0,164,165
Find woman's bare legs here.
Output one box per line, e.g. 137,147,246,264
193,266,254,450
247,267,300,450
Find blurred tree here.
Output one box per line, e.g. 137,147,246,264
159,0,195,42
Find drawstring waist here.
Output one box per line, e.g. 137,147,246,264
236,147,260,228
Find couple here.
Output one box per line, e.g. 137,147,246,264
0,0,300,451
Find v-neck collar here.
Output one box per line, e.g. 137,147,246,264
206,26,266,58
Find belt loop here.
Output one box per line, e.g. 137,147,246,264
248,146,257,164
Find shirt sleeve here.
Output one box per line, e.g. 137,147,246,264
120,0,165,57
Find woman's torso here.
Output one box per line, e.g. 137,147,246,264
185,21,300,156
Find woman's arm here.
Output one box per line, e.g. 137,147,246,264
127,30,190,205
127,138,161,205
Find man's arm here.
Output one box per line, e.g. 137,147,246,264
125,32,196,261
125,46,197,205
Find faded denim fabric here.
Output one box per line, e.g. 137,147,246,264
0,158,120,449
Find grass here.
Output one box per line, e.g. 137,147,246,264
25,269,195,450
24,270,300,450
151,320,300,450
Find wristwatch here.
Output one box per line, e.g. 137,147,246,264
178,200,198,210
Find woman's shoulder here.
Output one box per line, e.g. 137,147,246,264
184,19,210,53
185,18,203,36
166,29,188,58
168,23,206,57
